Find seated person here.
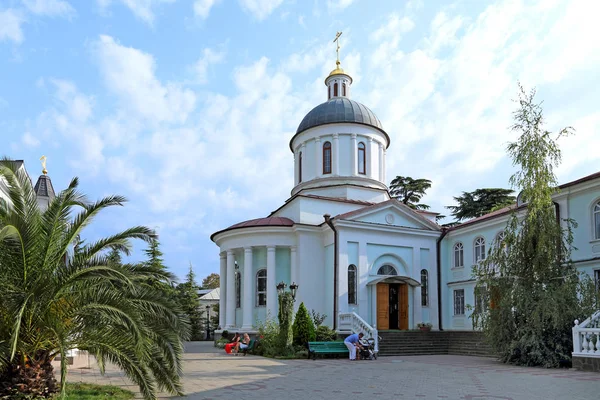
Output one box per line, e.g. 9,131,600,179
234,333,251,355
224,333,240,354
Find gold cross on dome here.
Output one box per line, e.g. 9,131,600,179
333,31,342,66
40,155,47,175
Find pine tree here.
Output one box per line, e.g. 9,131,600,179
472,84,598,367
292,302,316,347
389,176,432,210
176,264,204,341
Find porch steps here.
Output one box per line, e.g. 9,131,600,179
378,331,493,357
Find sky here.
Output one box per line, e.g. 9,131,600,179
1,0,599,282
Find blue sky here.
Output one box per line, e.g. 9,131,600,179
1,0,599,282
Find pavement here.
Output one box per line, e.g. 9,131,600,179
66,342,600,399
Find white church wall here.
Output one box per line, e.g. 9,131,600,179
252,247,267,326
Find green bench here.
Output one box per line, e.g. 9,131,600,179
307,341,349,360
241,339,256,356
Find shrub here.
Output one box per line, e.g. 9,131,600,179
221,330,230,340
315,325,337,342
311,310,327,328
292,302,316,347
215,338,229,348
255,318,288,358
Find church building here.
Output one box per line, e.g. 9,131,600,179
211,49,600,337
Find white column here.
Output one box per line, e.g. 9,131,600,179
315,137,322,178
333,134,339,175
383,149,386,184
219,252,226,329
351,134,357,176
290,246,297,285
293,151,297,185
300,142,307,180
242,247,254,330
367,137,373,179
378,142,384,182
413,248,422,328
266,246,277,318
225,250,236,329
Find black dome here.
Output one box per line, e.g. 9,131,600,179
296,98,384,135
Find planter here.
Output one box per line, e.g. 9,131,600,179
419,327,431,332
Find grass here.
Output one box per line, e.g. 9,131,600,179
54,383,135,399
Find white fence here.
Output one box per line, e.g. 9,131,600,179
338,312,378,353
573,310,600,357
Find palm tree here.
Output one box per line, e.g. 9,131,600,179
0,159,189,399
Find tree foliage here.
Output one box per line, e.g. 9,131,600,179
0,159,189,399
389,176,432,210
446,188,516,221
277,292,294,351
201,273,220,289
472,85,599,367
176,264,203,341
292,303,315,346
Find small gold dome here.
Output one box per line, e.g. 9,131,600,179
325,61,353,84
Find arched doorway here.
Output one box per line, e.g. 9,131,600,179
375,265,409,330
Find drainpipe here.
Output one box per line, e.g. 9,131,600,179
436,227,449,331
324,214,338,330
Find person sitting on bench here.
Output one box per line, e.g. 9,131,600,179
344,332,364,361
224,333,240,354
234,333,251,355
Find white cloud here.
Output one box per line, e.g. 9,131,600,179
22,132,40,147
193,47,225,84
97,0,175,24
327,0,354,12
238,0,283,20
0,9,25,43
93,35,196,123
22,0,76,18
193,0,220,19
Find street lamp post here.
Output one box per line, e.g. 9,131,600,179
205,305,210,341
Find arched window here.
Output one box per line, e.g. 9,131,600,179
377,264,397,276
298,151,303,183
333,82,338,97
342,83,346,96
256,269,267,306
235,271,241,308
474,237,486,263
348,265,357,304
323,141,332,174
495,231,507,253
421,269,428,307
358,142,366,174
453,242,464,268
594,201,600,240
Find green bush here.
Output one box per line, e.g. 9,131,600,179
315,325,337,342
255,318,289,357
292,302,316,347
215,338,229,349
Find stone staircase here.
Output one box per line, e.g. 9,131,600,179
378,330,493,357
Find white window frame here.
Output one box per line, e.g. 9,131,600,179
453,289,465,316
594,201,600,240
348,265,357,305
474,237,486,263
256,269,267,307
453,242,464,268
377,264,397,276
421,269,429,307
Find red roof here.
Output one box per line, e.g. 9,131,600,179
211,216,294,241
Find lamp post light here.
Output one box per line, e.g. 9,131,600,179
276,281,287,296
205,305,210,341
289,282,298,300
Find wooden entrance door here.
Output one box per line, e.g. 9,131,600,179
399,283,409,330
376,283,389,330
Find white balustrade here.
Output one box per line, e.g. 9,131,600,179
338,312,379,353
572,310,600,357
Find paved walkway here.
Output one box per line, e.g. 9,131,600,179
67,342,600,399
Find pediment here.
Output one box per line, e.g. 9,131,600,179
335,199,439,231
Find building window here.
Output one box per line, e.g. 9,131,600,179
474,237,486,263
594,201,600,240
358,142,366,174
298,151,302,183
348,265,357,304
474,286,489,314
453,242,464,268
235,271,241,308
342,83,346,96
323,141,332,174
421,269,428,307
454,289,465,315
333,82,338,97
377,264,397,276
256,269,267,307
